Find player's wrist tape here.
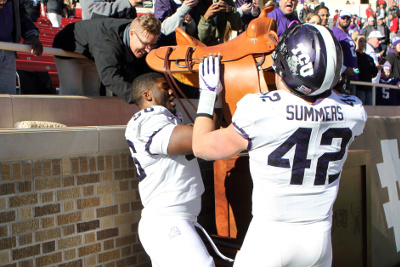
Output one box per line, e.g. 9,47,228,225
197,90,216,118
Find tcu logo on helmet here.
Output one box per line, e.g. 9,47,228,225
289,43,314,78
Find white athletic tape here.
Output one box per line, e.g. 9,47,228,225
197,90,217,117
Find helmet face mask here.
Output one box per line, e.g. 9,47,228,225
272,23,343,97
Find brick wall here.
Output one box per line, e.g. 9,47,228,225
0,153,151,267
0,128,216,267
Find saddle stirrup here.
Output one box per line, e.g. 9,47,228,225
163,47,197,123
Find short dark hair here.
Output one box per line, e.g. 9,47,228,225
131,72,164,106
314,5,329,14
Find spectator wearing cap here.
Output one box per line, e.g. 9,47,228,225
384,37,400,79
389,12,399,34
267,0,300,38
362,16,376,38
332,10,358,94
366,30,385,83
377,14,390,56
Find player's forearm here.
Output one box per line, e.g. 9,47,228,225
192,116,216,160
193,120,246,160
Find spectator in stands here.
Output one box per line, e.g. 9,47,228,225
191,0,242,46
314,4,329,28
0,0,43,94
298,4,309,22
384,38,400,79
389,12,399,34
306,0,318,12
389,1,400,18
25,0,43,21
154,0,198,46
366,3,375,19
332,9,339,27
361,17,376,40
304,13,320,24
332,10,358,95
41,0,64,27
235,0,260,33
377,15,390,57
52,14,161,103
366,30,384,83
267,0,299,38
376,0,387,10
376,3,387,20
80,0,140,20
355,34,378,105
353,14,361,27
348,16,359,36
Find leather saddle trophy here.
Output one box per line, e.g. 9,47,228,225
146,6,278,123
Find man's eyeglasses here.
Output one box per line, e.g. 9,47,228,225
133,31,156,49
340,16,351,20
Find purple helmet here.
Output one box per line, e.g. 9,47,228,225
272,23,343,96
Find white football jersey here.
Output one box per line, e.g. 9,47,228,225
232,90,367,223
125,106,204,220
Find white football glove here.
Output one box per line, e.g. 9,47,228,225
197,55,223,117
199,55,223,95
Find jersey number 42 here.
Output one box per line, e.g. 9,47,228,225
268,127,352,186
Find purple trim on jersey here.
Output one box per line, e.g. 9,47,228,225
332,26,359,80
267,7,300,38
232,122,252,151
145,127,167,156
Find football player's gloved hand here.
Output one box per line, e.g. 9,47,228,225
197,54,223,118
199,54,222,94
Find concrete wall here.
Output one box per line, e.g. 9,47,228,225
0,95,199,129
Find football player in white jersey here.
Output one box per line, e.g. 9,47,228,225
125,72,231,267
193,24,367,267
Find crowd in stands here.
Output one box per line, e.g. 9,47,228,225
2,0,400,105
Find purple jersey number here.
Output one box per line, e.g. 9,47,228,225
127,140,147,181
268,127,352,185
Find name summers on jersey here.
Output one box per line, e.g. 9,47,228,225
286,105,344,122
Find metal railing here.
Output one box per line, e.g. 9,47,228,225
0,41,85,58
350,80,400,106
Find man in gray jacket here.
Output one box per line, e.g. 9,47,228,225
80,0,142,19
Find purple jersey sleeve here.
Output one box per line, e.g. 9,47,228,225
267,8,300,38
332,27,358,79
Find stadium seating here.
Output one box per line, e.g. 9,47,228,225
16,14,81,91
